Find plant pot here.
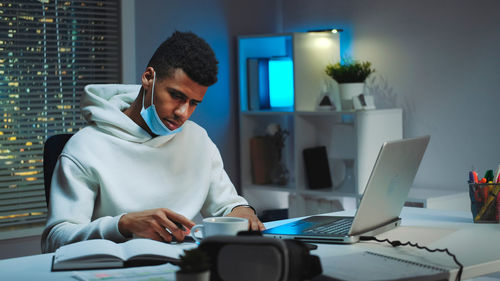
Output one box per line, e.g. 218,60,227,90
338,82,364,110
176,270,210,281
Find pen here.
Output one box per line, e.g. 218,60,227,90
174,221,187,231
494,165,500,183
485,170,494,182
472,171,479,184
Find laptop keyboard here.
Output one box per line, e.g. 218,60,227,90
304,218,352,235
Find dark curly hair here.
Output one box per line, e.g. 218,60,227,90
147,31,218,86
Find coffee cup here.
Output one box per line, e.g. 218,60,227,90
191,217,249,242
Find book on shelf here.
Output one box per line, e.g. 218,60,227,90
51,238,197,271
303,146,332,189
247,58,270,111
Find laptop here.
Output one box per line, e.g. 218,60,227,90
262,135,430,244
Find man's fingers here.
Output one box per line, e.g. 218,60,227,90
152,209,191,242
121,208,196,242
150,220,174,242
145,211,173,242
246,217,266,231
250,219,264,231
250,220,259,231
140,225,169,242
165,211,196,229
258,221,266,231
163,219,187,242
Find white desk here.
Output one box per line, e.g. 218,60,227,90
1,207,500,281
267,207,500,281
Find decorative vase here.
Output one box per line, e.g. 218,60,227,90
270,143,290,186
176,270,210,281
271,160,289,186
338,82,364,110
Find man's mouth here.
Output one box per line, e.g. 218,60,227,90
164,119,181,130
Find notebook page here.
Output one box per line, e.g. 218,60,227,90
322,251,450,281
54,239,124,262
121,239,197,261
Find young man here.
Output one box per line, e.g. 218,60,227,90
42,31,264,253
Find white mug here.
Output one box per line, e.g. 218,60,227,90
191,217,249,242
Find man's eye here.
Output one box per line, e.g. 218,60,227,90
190,101,199,106
172,93,184,100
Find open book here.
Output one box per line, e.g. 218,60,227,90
52,238,197,271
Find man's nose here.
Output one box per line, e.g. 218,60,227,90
175,101,189,118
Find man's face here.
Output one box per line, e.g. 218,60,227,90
143,68,208,131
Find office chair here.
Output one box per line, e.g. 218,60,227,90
43,134,73,208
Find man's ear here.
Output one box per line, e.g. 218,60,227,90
141,67,155,90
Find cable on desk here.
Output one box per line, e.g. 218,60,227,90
359,236,463,281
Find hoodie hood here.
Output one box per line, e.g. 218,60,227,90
82,84,154,143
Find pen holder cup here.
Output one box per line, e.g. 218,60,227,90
469,183,500,223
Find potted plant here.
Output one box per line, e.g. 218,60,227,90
176,248,211,281
325,59,375,110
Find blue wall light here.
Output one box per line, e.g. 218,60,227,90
268,58,294,109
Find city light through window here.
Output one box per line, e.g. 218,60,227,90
0,0,120,228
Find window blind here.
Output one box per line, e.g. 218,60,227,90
0,0,121,228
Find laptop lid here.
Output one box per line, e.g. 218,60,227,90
349,135,430,235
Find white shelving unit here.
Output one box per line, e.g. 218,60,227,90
237,33,403,217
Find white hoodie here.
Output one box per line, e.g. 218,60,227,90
41,84,247,253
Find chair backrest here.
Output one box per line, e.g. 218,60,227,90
43,134,73,208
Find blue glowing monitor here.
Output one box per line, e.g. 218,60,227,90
268,58,294,108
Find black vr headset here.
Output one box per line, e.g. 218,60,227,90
199,233,322,281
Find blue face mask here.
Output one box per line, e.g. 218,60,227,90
140,71,183,136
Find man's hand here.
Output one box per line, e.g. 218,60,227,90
118,208,195,242
226,206,265,231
